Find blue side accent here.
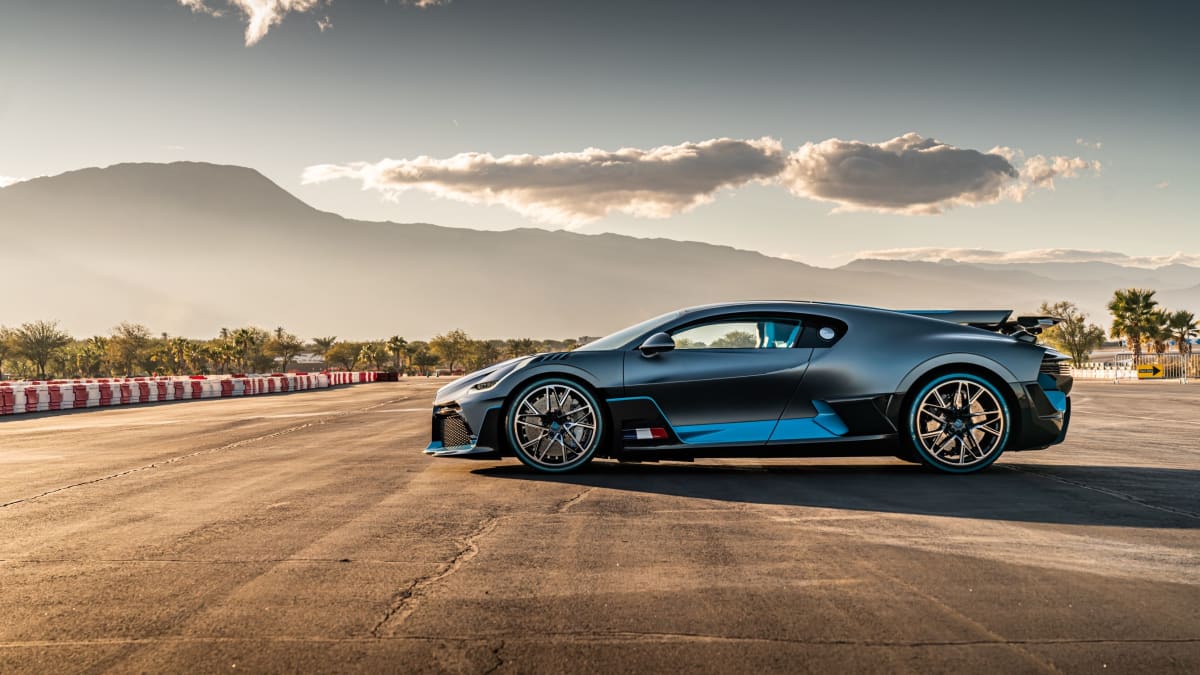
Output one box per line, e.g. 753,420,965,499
769,418,836,441
607,396,671,418
1037,373,1067,413
1043,390,1068,413
426,441,444,451
769,400,848,441
811,400,850,436
675,420,777,444
609,395,850,445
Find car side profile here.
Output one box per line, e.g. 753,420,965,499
425,302,1072,474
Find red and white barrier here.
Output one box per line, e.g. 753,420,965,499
0,371,385,418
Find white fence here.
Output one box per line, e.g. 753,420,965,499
1072,353,1197,383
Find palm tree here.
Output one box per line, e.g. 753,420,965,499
1107,288,1159,356
386,335,408,372
231,328,254,371
312,336,337,364
1148,310,1171,355
1168,310,1198,355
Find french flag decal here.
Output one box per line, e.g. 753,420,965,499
623,427,669,441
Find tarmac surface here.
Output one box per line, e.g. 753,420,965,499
0,379,1197,673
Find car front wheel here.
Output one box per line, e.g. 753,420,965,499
505,378,604,473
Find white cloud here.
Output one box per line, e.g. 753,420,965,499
782,133,1016,214
782,133,1098,214
852,247,1200,268
1156,180,1170,189
1075,138,1103,150
179,0,448,46
1019,155,1100,189
0,176,26,188
307,132,1100,224
303,138,788,226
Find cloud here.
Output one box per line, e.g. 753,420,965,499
852,247,1200,268
0,176,26,188
303,138,788,226
1019,155,1100,189
781,133,1022,214
1075,138,1103,150
178,0,447,46
1156,180,1170,189
307,132,1100,224
781,133,1099,214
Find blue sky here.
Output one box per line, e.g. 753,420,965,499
2,0,1196,266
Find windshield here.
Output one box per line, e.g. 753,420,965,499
576,310,682,351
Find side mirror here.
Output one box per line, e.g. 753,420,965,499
638,332,675,357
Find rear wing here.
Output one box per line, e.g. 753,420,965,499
901,310,1062,342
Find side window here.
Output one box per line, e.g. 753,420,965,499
670,317,803,350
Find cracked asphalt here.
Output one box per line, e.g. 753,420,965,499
1,380,1198,673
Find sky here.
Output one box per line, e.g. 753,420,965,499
1,0,1197,267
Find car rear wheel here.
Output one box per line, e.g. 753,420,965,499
907,373,1009,474
505,378,603,473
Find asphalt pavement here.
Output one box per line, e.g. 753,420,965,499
1,380,1197,673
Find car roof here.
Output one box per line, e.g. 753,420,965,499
674,300,886,316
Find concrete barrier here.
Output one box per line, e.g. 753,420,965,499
0,371,381,418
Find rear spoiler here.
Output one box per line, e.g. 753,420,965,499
901,310,1062,342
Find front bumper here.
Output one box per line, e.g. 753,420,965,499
424,400,505,459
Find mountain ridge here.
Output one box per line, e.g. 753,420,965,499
2,162,1197,339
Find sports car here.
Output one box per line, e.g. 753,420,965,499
425,302,1072,474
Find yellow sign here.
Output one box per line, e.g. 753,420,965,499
1137,363,1165,379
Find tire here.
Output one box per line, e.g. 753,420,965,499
505,378,604,473
906,373,1010,474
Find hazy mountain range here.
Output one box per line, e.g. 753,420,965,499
2,162,1197,339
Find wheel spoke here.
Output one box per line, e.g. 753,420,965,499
920,404,948,421
975,423,1001,437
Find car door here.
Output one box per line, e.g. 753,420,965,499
621,315,814,444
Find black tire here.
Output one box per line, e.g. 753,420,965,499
504,378,604,473
905,373,1010,474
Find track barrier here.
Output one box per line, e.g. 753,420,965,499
0,371,384,418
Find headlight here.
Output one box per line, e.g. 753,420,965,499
471,380,497,391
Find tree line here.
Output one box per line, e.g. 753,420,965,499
1039,288,1197,364
4,290,1197,379
0,323,580,380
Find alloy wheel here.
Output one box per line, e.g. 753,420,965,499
509,381,601,471
913,377,1007,469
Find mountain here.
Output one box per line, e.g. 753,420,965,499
2,162,1198,339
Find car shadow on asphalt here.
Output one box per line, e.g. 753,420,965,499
473,461,1200,529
